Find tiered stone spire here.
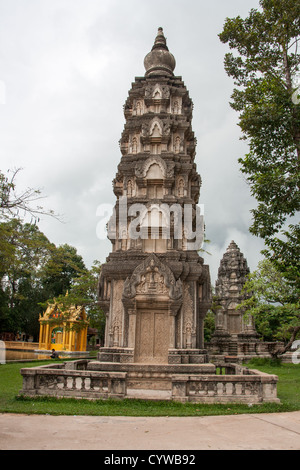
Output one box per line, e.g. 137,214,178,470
98,28,211,365
216,241,250,298
211,241,257,355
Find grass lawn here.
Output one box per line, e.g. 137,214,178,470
0,359,299,417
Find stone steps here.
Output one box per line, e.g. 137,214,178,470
228,341,238,356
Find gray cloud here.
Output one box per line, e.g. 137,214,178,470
0,0,263,285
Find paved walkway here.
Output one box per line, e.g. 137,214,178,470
1,411,300,450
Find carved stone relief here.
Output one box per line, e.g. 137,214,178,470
123,253,182,302
182,284,194,325
136,271,169,295
135,156,167,179
133,100,144,115
110,280,124,346
145,84,170,100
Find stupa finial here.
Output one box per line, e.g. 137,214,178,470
144,27,176,77
152,27,168,50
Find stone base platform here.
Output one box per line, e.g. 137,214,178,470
88,361,215,391
98,347,209,364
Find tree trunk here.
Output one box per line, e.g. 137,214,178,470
272,324,300,358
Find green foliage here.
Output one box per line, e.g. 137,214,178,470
0,167,69,338
0,168,104,341
204,293,221,342
246,357,282,367
0,219,54,337
203,310,215,342
42,260,105,342
238,259,299,346
0,217,102,340
40,243,87,299
219,0,300,288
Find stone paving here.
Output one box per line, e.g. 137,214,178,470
1,412,300,450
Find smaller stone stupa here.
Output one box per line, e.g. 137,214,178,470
210,241,258,356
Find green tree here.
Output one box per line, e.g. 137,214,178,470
0,219,53,337
0,220,88,340
238,258,300,356
219,0,300,288
0,169,87,340
203,310,215,343
42,261,105,344
41,244,87,299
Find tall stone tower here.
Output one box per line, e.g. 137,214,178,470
98,28,211,365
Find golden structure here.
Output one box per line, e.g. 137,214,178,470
38,301,89,353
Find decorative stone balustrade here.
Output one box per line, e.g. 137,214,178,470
20,362,127,399
171,363,279,403
20,360,280,404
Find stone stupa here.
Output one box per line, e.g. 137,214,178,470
97,27,212,367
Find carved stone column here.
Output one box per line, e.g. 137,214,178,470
127,306,137,349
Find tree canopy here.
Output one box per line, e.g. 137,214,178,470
0,218,95,340
219,0,300,288
0,168,104,341
238,258,299,356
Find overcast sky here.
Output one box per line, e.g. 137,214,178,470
0,0,265,284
